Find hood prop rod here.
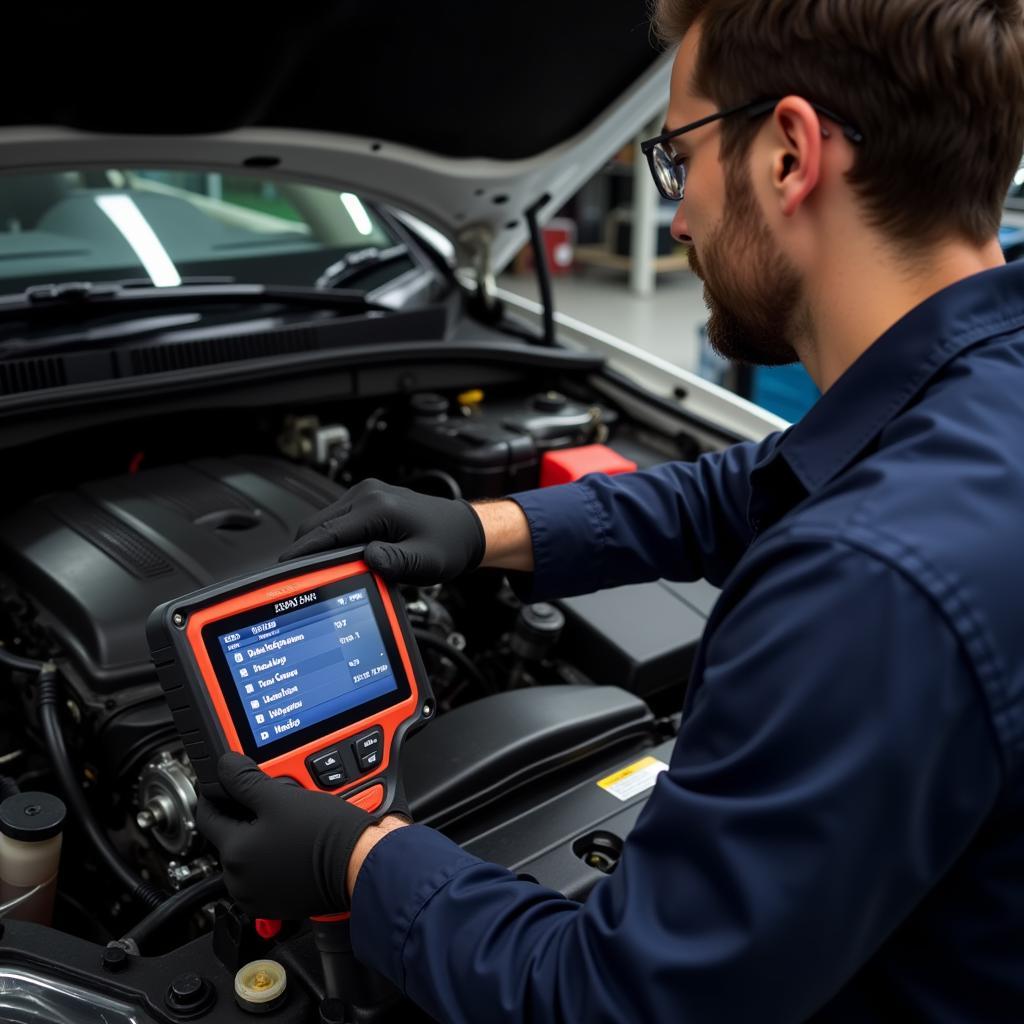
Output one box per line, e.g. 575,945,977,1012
525,194,555,346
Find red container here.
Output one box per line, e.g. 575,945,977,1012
540,444,637,487
542,217,577,276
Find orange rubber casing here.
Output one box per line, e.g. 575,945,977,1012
148,551,431,815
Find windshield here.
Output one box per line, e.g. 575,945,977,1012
0,169,403,294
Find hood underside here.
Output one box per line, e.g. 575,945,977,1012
4,2,663,158
0,2,672,272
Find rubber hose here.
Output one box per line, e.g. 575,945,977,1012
121,874,225,951
0,646,50,674
126,879,327,1002
411,629,494,693
36,670,165,910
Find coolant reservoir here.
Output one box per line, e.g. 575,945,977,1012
0,792,65,925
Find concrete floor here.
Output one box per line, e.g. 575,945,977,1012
497,267,710,376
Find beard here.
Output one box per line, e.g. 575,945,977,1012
687,161,806,366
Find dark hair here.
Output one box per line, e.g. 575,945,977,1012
653,0,1024,246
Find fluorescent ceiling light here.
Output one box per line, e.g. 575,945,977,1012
95,194,182,287
340,192,374,236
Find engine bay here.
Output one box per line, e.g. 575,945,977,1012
0,378,716,1021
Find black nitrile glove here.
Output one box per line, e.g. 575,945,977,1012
279,478,487,585
197,753,375,918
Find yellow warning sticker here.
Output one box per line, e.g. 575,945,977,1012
597,755,669,802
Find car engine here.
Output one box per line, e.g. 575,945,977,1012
0,385,715,1020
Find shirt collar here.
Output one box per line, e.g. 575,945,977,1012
771,261,1024,496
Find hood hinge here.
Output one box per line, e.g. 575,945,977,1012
455,223,499,315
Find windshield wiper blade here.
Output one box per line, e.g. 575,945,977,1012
0,280,385,321
20,276,235,306
315,244,409,289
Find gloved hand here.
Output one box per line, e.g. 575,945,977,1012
279,478,487,585
196,753,376,918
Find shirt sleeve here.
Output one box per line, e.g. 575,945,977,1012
506,435,782,600
351,535,1002,1024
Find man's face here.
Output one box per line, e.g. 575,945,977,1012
666,28,802,365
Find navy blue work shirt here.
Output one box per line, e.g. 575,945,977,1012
353,262,1024,1022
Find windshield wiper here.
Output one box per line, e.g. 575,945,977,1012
315,244,409,290
18,276,236,305
0,279,385,322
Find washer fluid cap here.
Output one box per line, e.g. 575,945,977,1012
235,959,287,1013
520,602,564,633
0,792,66,842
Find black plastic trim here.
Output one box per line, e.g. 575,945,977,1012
403,685,657,829
0,340,604,419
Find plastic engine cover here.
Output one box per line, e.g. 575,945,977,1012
0,455,341,692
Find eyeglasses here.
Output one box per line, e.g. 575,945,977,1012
640,98,865,202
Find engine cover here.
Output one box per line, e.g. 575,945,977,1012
0,455,341,692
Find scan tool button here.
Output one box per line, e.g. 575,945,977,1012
311,749,341,773
353,729,382,772
357,749,381,772
318,769,347,789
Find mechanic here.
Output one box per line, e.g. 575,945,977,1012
197,1,1024,1020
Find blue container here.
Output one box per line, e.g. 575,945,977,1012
697,325,819,422
751,364,820,422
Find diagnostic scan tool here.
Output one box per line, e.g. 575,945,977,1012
147,550,433,814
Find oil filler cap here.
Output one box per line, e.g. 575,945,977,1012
410,392,449,421
235,959,288,1014
532,390,568,413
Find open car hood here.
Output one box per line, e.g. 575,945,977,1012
0,2,671,273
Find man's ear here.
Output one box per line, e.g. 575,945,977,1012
769,96,823,217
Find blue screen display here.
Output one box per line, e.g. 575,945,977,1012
216,586,398,749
